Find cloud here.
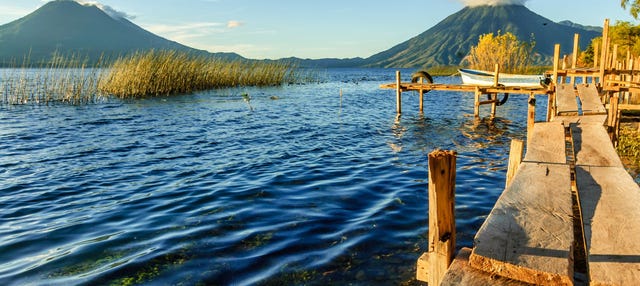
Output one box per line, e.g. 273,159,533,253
75,0,135,20
227,20,244,28
458,0,529,6
142,22,225,43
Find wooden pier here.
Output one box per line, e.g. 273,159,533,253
382,19,640,285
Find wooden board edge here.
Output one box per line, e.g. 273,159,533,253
469,250,573,286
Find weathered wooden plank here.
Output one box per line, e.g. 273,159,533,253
441,248,532,286
469,163,574,285
556,83,579,115
552,114,608,125
576,84,607,114
427,150,457,286
524,122,566,164
576,166,640,285
570,123,623,167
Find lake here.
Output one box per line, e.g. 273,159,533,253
0,68,561,285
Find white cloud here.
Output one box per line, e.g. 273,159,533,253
459,0,529,6
141,22,226,44
75,0,135,20
227,20,244,28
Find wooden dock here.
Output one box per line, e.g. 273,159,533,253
379,72,551,118
414,83,640,285
388,19,640,286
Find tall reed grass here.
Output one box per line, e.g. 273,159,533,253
99,50,298,98
1,53,108,105
1,50,304,104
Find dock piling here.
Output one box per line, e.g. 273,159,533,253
396,70,402,114
506,139,524,187
527,93,536,140
548,44,561,122
421,150,457,285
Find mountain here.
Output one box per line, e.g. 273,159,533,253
0,0,242,65
557,20,603,33
361,5,602,68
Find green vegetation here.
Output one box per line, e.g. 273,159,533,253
617,125,640,168
579,21,640,66
99,50,297,98
0,53,108,105
622,0,640,19
0,50,302,104
364,5,600,68
465,31,536,74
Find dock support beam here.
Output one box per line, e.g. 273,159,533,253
599,19,610,87
474,87,481,118
490,64,500,118
396,70,402,114
570,33,580,85
426,150,457,286
506,139,524,187
418,150,457,283
419,77,425,113
527,93,536,141
548,44,561,122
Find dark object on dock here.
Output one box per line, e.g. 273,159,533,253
411,71,433,84
487,84,509,106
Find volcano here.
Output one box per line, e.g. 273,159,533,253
0,0,241,65
363,4,601,68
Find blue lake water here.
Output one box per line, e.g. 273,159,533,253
1,68,555,285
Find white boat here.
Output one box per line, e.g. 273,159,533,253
459,68,546,87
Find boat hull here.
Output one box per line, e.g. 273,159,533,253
459,68,542,87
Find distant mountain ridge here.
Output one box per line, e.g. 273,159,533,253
359,5,602,68
0,1,604,68
0,0,242,65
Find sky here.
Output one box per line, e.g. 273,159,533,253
0,0,637,60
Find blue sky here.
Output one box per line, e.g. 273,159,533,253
0,0,637,59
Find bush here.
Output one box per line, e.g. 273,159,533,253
464,31,535,74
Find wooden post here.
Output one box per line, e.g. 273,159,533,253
396,70,402,114
506,139,524,188
612,44,618,70
571,34,580,85
474,87,481,118
594,41,600,69
491,64,500,118
528,93,536,140
427,150,457,286
599,19,610,86
493,64,500,87
610,92,620,135
548,44,561,121
419,77,424,113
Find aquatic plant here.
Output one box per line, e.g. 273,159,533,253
1,49,307,104
0,52,108,105
99,50,298,98
241,93,254,111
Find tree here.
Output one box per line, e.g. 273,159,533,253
578,21,640,66
621,0,640,19
465,31,535,73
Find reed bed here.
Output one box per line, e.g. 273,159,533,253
99,50,298,98
1,54,108,105
1,50,303,104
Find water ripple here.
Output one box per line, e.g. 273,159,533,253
0,68,553,285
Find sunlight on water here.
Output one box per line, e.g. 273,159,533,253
0,68,559,285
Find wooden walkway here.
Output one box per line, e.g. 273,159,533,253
436,83,640,285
